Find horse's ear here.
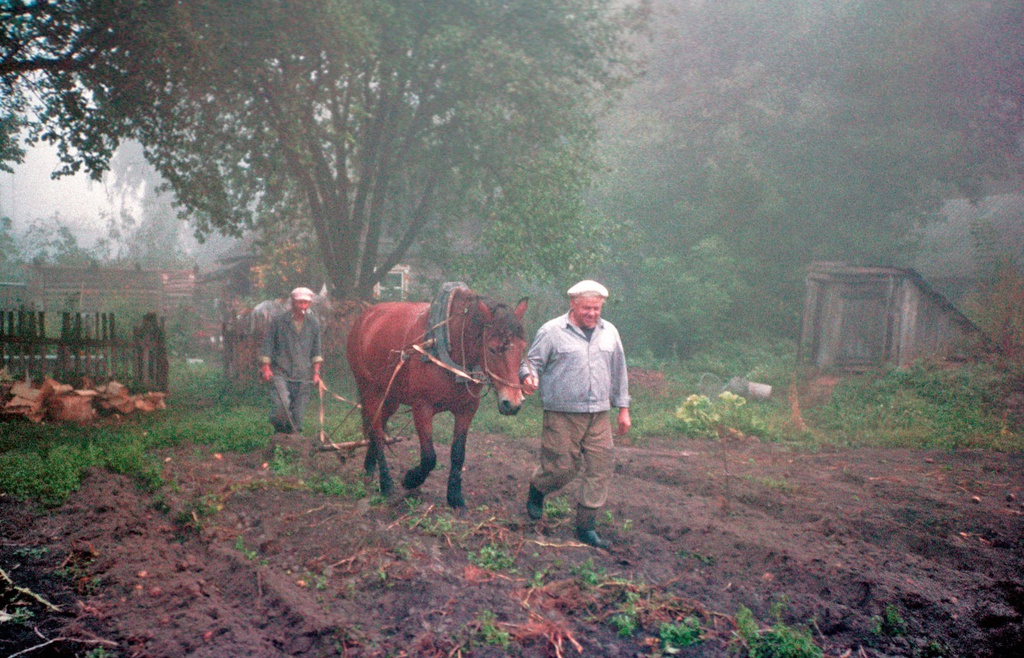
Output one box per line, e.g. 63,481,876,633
514,297,529,321
476,298,494,323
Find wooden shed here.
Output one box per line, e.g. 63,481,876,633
799,262,982,370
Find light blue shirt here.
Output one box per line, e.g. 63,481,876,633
520,312,630,413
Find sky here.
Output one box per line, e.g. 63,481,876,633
0,142,236,265
0,143,128,247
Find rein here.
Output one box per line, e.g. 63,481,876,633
451,300,525,392
368,296,524,422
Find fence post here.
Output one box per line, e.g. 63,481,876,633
134,313,169,392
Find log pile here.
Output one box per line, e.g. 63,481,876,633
1,374,166,424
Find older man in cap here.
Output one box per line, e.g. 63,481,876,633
260,287,324,434
520,279,631,548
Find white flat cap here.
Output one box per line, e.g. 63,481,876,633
567,279,609,298
290,287,315,301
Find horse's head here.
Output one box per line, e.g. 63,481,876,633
476,296,529,415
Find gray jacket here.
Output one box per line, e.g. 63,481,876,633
520,313,630,413
261,311,323,382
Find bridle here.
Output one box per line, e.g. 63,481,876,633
448,296,525,392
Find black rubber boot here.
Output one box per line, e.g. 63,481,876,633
575,506,611,549
526,485,546,521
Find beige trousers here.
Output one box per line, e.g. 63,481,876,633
530,410,613,509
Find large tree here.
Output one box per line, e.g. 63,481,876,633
3,0,641,298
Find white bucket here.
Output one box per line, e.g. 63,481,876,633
747,382,772,400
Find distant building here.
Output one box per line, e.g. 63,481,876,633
25,264,196,314
799,262,983,370
373,264,411,301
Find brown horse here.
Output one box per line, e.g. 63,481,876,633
346,288,528,509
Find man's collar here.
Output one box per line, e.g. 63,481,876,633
563,312,602,332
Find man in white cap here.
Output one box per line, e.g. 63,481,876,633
260,287,323,434
519,279,631,548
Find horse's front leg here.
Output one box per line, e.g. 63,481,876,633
402,403,437,491
363,397,396,497
446,411,475,510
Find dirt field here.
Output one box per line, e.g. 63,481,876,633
2,418,1024,657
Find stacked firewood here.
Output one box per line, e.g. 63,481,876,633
0,375,166,424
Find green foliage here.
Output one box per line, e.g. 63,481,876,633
609,611,637,637
570,558,606,587
0,444,95,506
870,604,907,637
591,0,1023,346
312,476,367,500
543,495,573,519
468,543,515,572
660,616,703,649
734,606,822,658
608,589,642,637
681,338,799,394
474,610,511,649
805,361,1016,449
269,445,304,477
964,258,1024,365
675,391,768,439
617,237,750,359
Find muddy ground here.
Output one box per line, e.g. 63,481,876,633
2,414,1024,657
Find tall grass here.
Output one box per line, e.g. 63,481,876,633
804,360,1021,450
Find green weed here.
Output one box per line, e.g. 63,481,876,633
543,495,572,519
806,361,1017,449
0,606,35,625
870,604,907,637
13,546,49,560
660,616,703,649
83,648,116,658
475,610,511,649
734,606,822,658
233,536,265,564
406,512,453,536
570,558,606,587
468,543,515,572
176,493,222,532
609,611,637,637
269,445,304,477
312,475,367,499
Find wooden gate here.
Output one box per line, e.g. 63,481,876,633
0,309,168,391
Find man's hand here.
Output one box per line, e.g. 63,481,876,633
260,363,273,382
521,374,539,396
617,408,632,437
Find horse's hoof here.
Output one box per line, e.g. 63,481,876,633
451,504,467,517
403,470,427,490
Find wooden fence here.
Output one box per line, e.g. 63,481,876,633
0,309,168,392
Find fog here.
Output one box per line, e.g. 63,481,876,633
0,143,117,248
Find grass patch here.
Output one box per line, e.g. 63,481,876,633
804,361,1019,449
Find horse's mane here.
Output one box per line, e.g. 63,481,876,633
475,295,526,340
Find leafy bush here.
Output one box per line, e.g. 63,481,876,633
734,606,822,658
617,237,750,360
675,391,768,439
